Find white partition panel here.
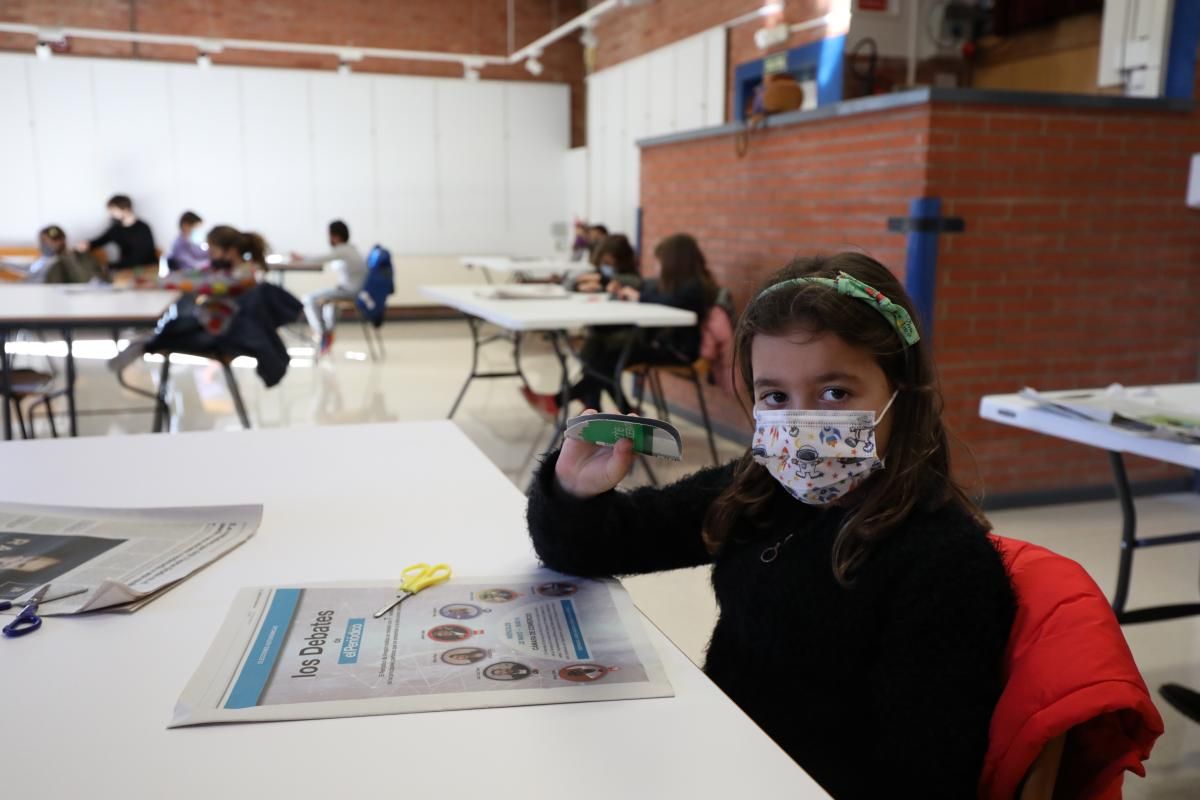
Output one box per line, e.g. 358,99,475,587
309,73,376,250
584,27,727,250
24,58,103,241
0,53,569,258
436,79,510,253
373,77,440,254
0,58,40,238
240,69,318,253
506,82,570,255
91,60,175,244
165,64,247,235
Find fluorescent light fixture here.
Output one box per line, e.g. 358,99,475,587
196,51,211,69
265,253,285,264
35,41,52,60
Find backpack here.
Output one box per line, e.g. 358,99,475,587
356,244,395,327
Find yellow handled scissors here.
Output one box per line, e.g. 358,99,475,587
373,562,452,618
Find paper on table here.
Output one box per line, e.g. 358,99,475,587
170,571,673,727
1020,385,1200,443
0,502,262,615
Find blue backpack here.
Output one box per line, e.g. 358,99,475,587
356,244,395,327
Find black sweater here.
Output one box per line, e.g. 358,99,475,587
638,277,709,359
527,455,1015,800
91,219,157,269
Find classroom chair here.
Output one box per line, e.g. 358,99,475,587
980,535,1163,800
334,299,386,362
1,368,64,439
111,345,251,431
623,290,736,466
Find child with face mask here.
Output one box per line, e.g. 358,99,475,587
526,252,1016,800
167,211,208,271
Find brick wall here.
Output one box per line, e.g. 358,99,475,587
929,102,1200,496
640,97,1200,498
0,0,588,144
640,104,929,436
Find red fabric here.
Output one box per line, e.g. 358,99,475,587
980,536,1164,799
699,304,734,396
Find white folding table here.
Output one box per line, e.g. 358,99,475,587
419,284,697,446
1,423,828,799
981,384,1200,624
0,285,179,439
459,255,587,284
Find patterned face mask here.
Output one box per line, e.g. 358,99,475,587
751,392,897,505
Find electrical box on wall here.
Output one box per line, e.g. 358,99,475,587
1186,153,1200,208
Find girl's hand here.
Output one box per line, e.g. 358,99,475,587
616,285,640,303
555,409,636,498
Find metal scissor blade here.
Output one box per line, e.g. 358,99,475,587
373,590,412,619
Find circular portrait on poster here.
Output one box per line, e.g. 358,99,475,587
427,624,473,643
476,588,520,603
439,603,488,620
483,661,535,681
558,663,617,683
440,647,489,666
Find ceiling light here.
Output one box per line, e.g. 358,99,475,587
35,42,52,60
580,27,598,50
337,60,352,76
525,50,544,76
196,51,212,69
463,59,482,81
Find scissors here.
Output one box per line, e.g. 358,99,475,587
2,584,52,637
374,563,452,618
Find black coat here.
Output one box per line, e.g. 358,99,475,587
527,454,1015,800
148,283,302,387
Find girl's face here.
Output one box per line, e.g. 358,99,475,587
751,329,894,456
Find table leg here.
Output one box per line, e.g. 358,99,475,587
1107,450,1200,625
64,327,77,437
1,329,11,440
448,316,482,419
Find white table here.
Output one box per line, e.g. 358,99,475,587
420,284,697,443
0,285,179,439
981,384,1200,624
1,423,827,799
460,254,586,283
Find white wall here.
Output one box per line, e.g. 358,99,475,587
563,146,588,227
847,0,946,60
0,53,570,257
584,27,727,242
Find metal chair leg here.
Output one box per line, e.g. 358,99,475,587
153,356,172,433
692,369,719,465
12,398,28,440
359,317,379,362
222,361,252,429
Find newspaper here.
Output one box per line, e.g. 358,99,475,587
0,502,262,615
1020,385,1200,443
170,571,672,727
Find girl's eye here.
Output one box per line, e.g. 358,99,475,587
759,391,787,406
820,387,849,402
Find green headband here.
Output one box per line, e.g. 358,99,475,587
756,270,920,347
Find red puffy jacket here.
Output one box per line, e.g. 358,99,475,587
980,535,1164,799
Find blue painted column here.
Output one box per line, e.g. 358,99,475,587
887,197,964,342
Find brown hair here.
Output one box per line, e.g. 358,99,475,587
40,224,66,242
106,194,133,211
179,211,202,227
206,225,267,267
703,252,986,584
653,233,719,307
592,233,637,274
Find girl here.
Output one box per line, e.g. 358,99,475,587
206,224,267,273
527,252,1015,799
544,233,719,414
571,233,641,294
